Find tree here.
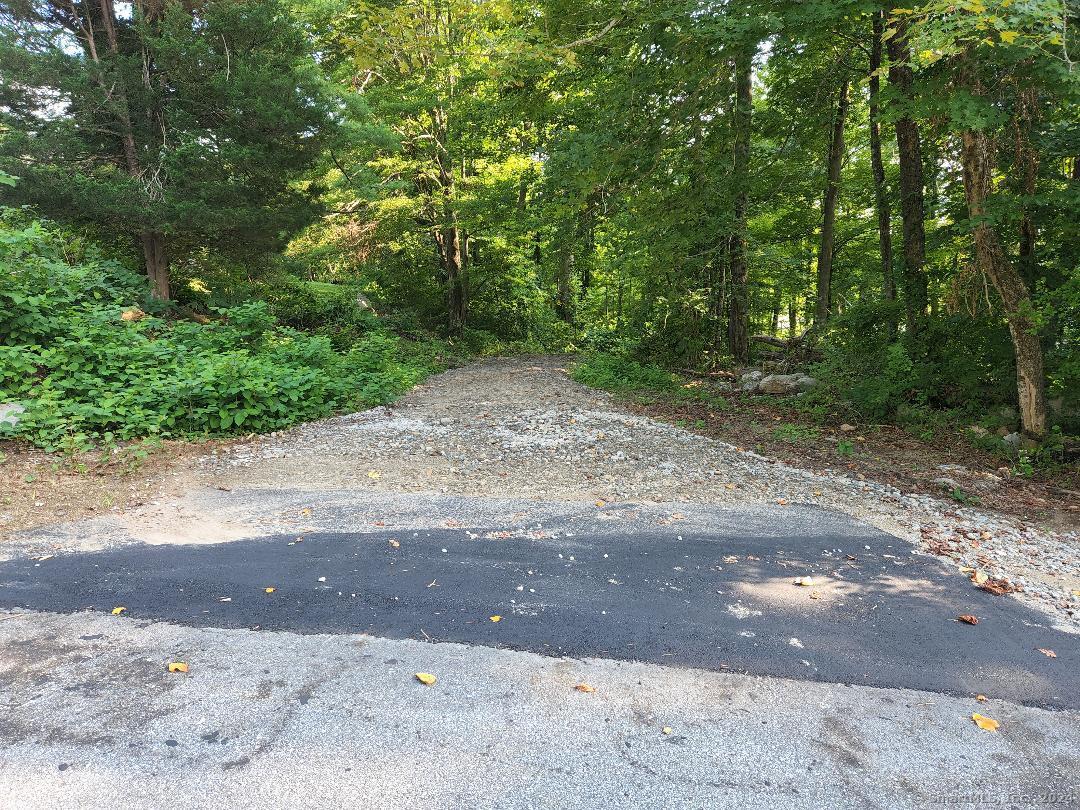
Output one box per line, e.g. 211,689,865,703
0,0,333,299
814,74,850,325
727,44,754,363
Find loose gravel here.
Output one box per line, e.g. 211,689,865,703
195,355,1079,631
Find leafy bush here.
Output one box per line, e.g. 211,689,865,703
571,353,678,393
0,212,447,451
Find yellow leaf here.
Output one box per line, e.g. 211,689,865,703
919,50,937,62
972,570,989,585
999,30,1019,44
1036,648,1057,658
972,713,999,731
167,662,188,673
662,726,673,735
367,470,381,480
595,500,606,507
793,577,814,587
388,538,400,548
415,672,437,686
574,683,596,693
264,587,275,593
301,508,312,516
489,615,502,622
111,606,126,615
976,694,988,702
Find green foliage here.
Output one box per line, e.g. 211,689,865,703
0,213,446,451
571,353,679,394
771,423,820,443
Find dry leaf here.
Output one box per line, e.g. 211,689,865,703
793,577,814,587
662,727,673,735
574,683,596,693
111,606,126,615
415,672,437,686
388,538,400,549
120,307,145,322
301,508,312,516
264,587,275,594
971,713,999,732
595,500,605,507
367,470,381,480
976,694,988,702
167,662,188,673
972,570,989,585
810,591,821,600
776,498,787,506
489,615,502,623
1036,648,1057,658
957,614,979,625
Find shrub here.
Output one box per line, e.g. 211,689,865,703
571,353,678,393
0,212,446,451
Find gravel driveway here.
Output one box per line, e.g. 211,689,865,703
190,355,1078,631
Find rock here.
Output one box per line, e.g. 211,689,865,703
739,370,764,392
840,423,857,432
757,374,817,395
0,402,25,428
1001,432,1037,453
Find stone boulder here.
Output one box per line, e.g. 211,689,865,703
756,373,817,395
0,403,25,428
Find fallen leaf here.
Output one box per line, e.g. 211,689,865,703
971,570,989,585
662,727,673,735
957,614,979,625
415,672,437,686
367,470,381,480
301,508,312,516
574,683,596,693
595,500,606,507
120,307,145,322
971,713,999,732
776,498,788,506
388,538,400,549
1036,648,1057,658
264,587,275,594
810,591,821,600
111,606,126,616
489,615,502,623
723,555,739,564
167,662,188,673
976,694,988,702
793,577,814,587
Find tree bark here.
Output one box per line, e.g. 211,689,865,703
887,22,928,335
814,76,849,325
960,126,1047,439
555,248,573,323
727,48,753,363
1012,86,1039,290
869,13,896,310
141,230,169,300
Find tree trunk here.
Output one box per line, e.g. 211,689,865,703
814,76,849,325
555,248,573,323
869,13,895,310
887,22,928,336
1013,86,1039,290
727,48,753,363
960,127,1047,439
141,230,169,300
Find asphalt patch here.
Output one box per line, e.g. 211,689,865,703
1,506,1075,708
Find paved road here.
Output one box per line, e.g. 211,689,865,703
2,492,1079,809
1,504,1075,709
